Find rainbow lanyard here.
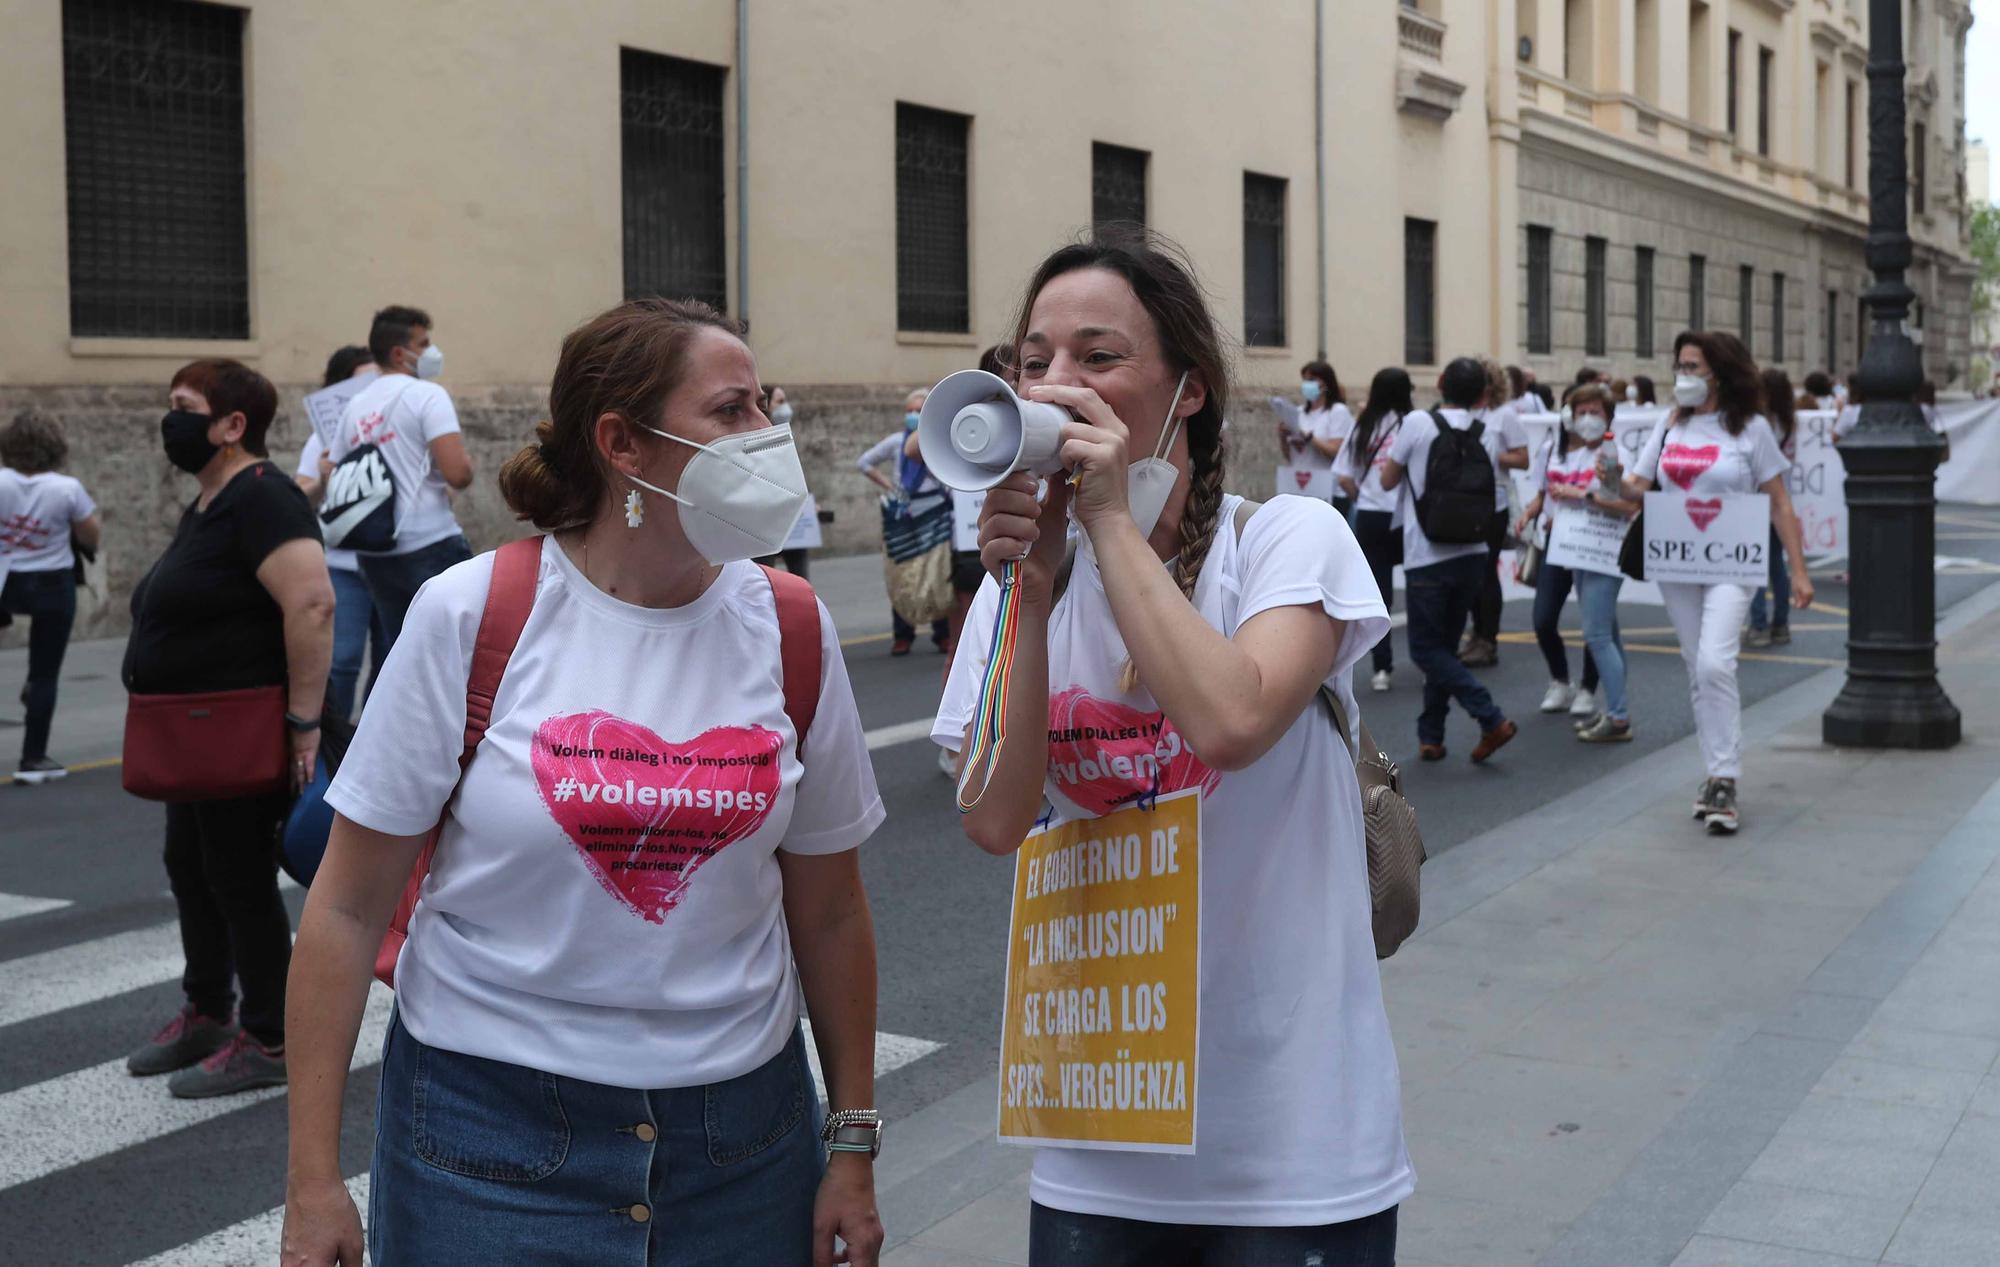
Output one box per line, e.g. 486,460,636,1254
954,557,1024,813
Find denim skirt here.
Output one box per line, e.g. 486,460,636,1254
369,1010,823,1265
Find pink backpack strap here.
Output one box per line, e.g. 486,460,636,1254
760,564,822,759
374,536,544,988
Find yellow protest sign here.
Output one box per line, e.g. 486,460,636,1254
997,786,1200,1152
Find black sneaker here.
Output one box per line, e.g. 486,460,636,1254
1704,779,1740,835
12,756,67,785
1770,627,1791,646
127,1005,234,1076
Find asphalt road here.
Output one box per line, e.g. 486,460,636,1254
3,504,1997,1264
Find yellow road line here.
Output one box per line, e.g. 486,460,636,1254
2,756,122,787
839,631,893,648
1618,642,1845,667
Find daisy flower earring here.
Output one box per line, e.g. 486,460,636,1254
624,489,645,529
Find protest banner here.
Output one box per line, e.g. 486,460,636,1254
951,490,986,552
1787,411,1847,559
301,376,372,454
782,494,822,551
1274,463,1335,501
1642,492,1770,585
1546,507,1631,577
998,787,1201,1153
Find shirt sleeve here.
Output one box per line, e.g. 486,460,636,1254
1233,497,1392,747
1387,412,1428,468
68,477,97,523
415,384,462,444
295,433,324,481
780,599,888,855
1499,408,1529,451
856,434,899,474
932,575,1001,752
325,554,489,836
1310,403,1355,444
1744,418,1791,487
1636,421,1669,482
232,467,323,574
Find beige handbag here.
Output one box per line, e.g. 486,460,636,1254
1316,685,1426,958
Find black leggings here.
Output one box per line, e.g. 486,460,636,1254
1,569,76,762
163,795,294,1046
1351,510,1399,673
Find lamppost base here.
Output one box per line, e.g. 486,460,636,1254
1823,677,1962,749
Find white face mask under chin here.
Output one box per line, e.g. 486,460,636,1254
627,424,810,565
1080,371,1190,560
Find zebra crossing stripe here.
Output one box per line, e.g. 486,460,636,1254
0,892,71,923
122,1026,943,1265
0,984,396,1191
0,920,184,1029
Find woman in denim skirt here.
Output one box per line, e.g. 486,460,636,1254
282,299,889,1266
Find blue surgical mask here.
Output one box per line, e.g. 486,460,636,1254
904,411,921,431
1300,379,1322,403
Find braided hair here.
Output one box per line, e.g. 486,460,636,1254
1008,227,1232,693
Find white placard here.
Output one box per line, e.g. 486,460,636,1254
951,490,986,553
1545,508,1631,577
1275,463,1334,501
301,376,372,454
782,494,822,551
1786,411,1847,559
1641,492,1770,586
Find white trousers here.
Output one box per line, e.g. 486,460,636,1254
1658,581,1752,780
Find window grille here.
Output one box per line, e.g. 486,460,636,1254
1526,226,1553,355
1092,143,1148,232
1585,236,1608,357
1739,264,1755,355
63,0,249,339
1772,272,1786,364
1244,173,1288,348
621,48,727,311
896,103,971,333
1690,254,1707,330
1404,217,1437,366
1636,246,1656,359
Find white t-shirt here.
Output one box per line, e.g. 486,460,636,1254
295,434,358,573
1529,438,1608,530
1485,403,1530,510
857,431,940,495
1338,414,1405,517
331,372,465,555
327,545,886,1088
1386,408,1512,572
1273,399,1355,474
1637,412,1790,496
933,495,1411,1227
0,470,95,573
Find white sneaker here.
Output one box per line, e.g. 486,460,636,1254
1539,682,1576,713
1371,669,1393,693
1569,688,1601,718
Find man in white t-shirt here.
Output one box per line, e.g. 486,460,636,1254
332,305,475,649
1380,357,1518,762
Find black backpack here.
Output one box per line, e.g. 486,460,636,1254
1415,416,1497,544
318,442,398,554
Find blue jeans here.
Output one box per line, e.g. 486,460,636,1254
326,566,384,721
1575,569,1629,721
1531,561,1600,692
371,1013,823,1266
1,568,76,762
1029,1202,1396,1266
1404,553,1506,746
360,534,473,653
1748,528,1790,631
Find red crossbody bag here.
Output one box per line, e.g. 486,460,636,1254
373,537,822,987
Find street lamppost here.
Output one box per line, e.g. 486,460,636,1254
1822,0,1961,749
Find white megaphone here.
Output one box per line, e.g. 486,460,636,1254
916,369,1070,492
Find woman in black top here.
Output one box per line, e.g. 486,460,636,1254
122,359,334,1099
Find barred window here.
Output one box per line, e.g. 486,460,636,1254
1526,226,1553,355
1635,246,1656,359
896,103,971,333
621,49,727,311
1825,287,1839,374
1242,173,1287,348
1772,272,1786,364
62,0,249,340
1690,254,1707,330
1585,236,1608,357
1739,264,1755,355
1404,217,1437,366
1092,143,1148,232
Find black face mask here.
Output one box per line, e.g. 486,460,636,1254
160,409,221,474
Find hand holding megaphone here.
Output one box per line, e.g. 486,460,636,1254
916,370,1072,493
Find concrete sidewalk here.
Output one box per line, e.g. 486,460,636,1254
0,552,901,778
873,583,2000,1266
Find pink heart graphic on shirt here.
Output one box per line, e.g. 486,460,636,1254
1295,470,1313,490
531,711,783,923
1660,444,1720,490
1046,688,1219,819
1684,498,1724,532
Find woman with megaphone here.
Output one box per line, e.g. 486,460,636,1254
930,230,1409,1265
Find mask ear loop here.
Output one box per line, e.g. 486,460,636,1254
956,370,1189,816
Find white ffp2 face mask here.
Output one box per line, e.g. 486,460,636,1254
410,344,444,380
1081,371,1190,558
1673,373,1709,409
1572,413,1608,444
629,423,810,564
